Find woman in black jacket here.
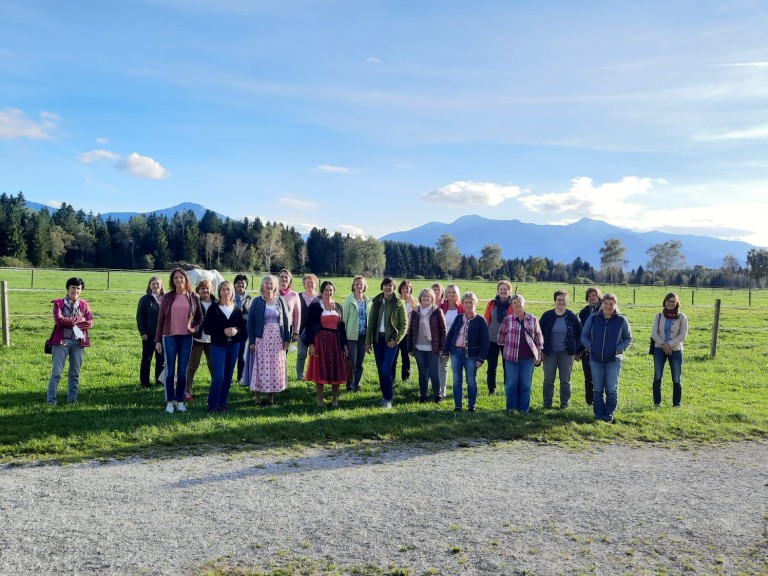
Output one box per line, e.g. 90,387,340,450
578,287,602,405
304,281,348,407
204,281,247,413
136,276,164,388
539,289,582,410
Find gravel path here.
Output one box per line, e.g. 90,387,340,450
1,441,766,576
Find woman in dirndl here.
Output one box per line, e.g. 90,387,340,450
247,275,291,405
304,280,348,407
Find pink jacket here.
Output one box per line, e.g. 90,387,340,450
50,298,93,347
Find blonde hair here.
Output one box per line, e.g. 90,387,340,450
418,288,436,304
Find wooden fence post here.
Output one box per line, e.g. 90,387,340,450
710,299,721,358
1,281,9,346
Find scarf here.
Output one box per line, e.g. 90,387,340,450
494,296,510,324
663,307,679,319
62,297,82,340
279,287,293,297
419,306,433,342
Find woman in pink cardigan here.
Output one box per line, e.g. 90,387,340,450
155,268,204,413
47,277,93,404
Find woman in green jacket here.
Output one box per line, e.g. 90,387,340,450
365,277,407,408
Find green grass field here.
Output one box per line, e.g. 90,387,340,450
1,268,766,464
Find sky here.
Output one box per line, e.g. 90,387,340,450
2,0,768,256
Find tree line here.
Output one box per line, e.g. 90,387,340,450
1,192,767,287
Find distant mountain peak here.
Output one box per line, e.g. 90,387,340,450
381,216,755,270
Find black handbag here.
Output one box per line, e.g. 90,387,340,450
44,328,55,354
648,314,660,355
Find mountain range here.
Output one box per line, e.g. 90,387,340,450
381,214,755,270
25,201,753,270
25,201,227,223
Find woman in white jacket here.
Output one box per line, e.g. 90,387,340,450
650,292,689,407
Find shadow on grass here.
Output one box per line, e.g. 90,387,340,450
0,376,609,464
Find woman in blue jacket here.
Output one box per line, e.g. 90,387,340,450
581,293,632,423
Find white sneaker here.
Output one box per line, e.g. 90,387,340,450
382,401,393,409
165,402,174,413
176,402,186,412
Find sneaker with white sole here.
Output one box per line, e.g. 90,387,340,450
165,402,175,413
176,402,186,412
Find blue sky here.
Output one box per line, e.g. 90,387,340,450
2,0,768,253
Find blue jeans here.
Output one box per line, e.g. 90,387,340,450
503,358,534,412
590,357,622,421
208,341,240,411
414,349,440,400
163,334,193,403
451,349,479,409
374,335,399,402
47,339,84,404
653,348,683,406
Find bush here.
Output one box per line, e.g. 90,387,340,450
472,275,485,281
572,276,594,285
497,274,510,281
412,274,425,280
0,257,31,268
524,275,537,283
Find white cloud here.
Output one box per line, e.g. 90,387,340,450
46,200,62,209
520,177,768,247
120,152,170,179
312,164,357,174
366,57,382,64
279,197,318,210
422,180,521,206
0,108,58,140
710,61,768,68
337,224,365,237
693,123,768,142
520,176,659,219
290,222,317,234
79,149,120,164
95,137,110,144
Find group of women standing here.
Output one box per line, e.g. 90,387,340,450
124,270,690,420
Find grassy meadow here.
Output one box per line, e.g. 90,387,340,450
1,268,767,464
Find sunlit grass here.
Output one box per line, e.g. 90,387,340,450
1,271,766,463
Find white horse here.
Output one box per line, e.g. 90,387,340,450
186,268,226,293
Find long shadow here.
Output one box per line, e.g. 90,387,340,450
1,376,646,466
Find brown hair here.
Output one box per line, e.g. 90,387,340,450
145,276,165,296
168,268,192,294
